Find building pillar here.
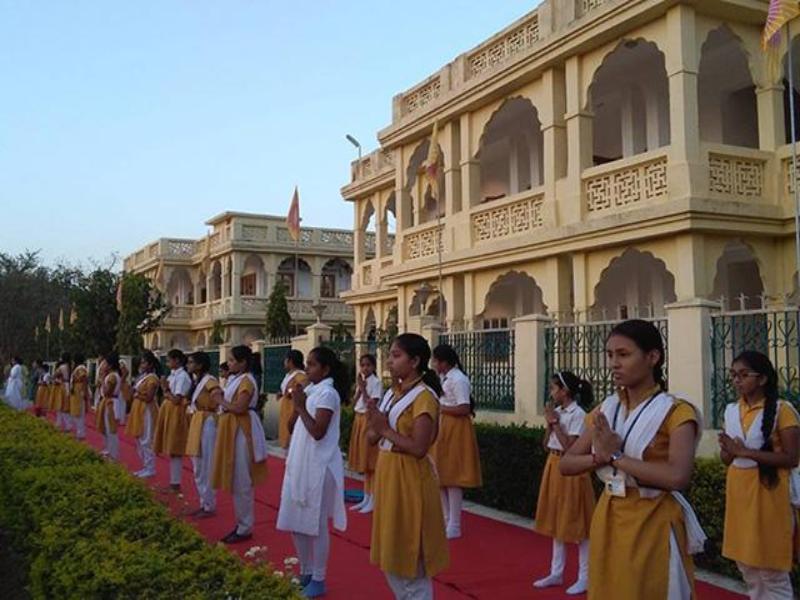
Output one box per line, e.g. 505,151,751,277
665,3,705,201
541,67,567,225
564,56,593,225
460,112,481,208
442,120,462,215
513,314,552,424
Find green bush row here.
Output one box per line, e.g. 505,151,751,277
0,406,299,600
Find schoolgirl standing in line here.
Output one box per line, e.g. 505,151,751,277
119,360,133,423
366,333,449,599
719,351,800,600
277,346,349,598
54,353,72,431
348,354,383,514
212,345,268,544
185,351,222,518
430,344,482,540
154,349,192,492
127,351,161,478
277,350,308,449
68,354,91,440
560,320,706,600
532,370,595,595
96,353,122,460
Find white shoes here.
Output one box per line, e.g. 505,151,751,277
445,525,461,540
358,495,374,514
350,494,369,512
566,578,588,595
136,470,155,478
533,573,563,589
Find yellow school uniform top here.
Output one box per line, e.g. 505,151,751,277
370,387,450,579
587,388,699,600
126,374,159,438
278,371,308,449
185,377,221,456
348,413,380,474
534,402,595,543
69,366,88,417
95,373,119,435
153,395,189,457
35,380,49,409
211,377,268,493
120,378,133,406
723,399,800,572
49,380,65,412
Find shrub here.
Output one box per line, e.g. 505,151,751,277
0,406,299,600
340,404,355,457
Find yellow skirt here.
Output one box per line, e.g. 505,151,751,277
723,466,795,572
534,453,595,543
95,398,117,435
69,386,87,417
211,412,267,493
431,413,482,488
348,412,378,474
35,385,49,409
49,386,65,412
370,450,449,579
278,395,293,449
186,411,216,456
588,489,695,600
153,400,188,456
126,399,156,438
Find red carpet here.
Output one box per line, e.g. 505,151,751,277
54,412,744,599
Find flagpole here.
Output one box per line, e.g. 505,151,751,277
788,22,800,293
436,197,444,329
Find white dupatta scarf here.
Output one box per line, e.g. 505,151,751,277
594,391,707,554
224,373,268,463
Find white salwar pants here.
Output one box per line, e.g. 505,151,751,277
72,402,86,439
104,408,119,461
385,559,433,600
292,470,336,582
136,406,156,476
738,562,793,600
191,417,217,512
233,429,254,535
169,457,183,486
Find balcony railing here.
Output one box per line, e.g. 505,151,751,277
403,223,443,261
164,296,355,324
583,150,669,215
706,144,769,202
466,12,539,80
471,188,545,244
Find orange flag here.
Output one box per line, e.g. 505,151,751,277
763,0,800,49
44,315,51,333
70,305,78,325
116,279,123,310
58,308,64,331
287,186,302,242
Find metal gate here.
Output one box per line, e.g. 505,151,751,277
262,344,291,394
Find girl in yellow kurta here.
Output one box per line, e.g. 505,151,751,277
430,344,482,541
95,354,122,461
154,349,192,492
127,351,161,479
348,354,383,514
54,354,72,432
212,345,268,544
50,369,66,419
366,333,449,598
186,351,222,517
33,361,49,416
68,355,91,440
277,350,307,449
560,319,704,600
719,351,800,600
533,370,595,595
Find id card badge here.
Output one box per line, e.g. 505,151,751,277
606,473,627,497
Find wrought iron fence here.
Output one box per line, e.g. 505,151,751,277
710,308,800,428
544,318,669,407
439,329,515,411
262,344,291,394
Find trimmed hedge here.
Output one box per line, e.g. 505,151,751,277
0,406,299,600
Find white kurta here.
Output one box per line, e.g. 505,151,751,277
4,364,25,410
277,377,347,536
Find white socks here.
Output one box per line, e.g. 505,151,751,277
534,539,589,593
350,493,372,512
442,487,463,539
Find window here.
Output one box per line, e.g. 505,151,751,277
277,273,294,297
200,288,207,304
241,273,256,296
321,274,336,298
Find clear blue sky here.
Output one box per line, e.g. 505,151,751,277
1,0,535,266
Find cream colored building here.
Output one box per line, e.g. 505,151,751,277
343,0,800,333
124,212,360,350
341,0,800,434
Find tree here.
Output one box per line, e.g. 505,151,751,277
116,272,169,355
265,280,292,339
210,320,224,345
68,268,119,358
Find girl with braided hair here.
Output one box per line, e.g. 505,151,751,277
720,351,800,600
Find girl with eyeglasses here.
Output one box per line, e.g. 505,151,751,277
719,351,800,600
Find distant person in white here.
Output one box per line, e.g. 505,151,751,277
3,356,25,410
277,346,348,599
